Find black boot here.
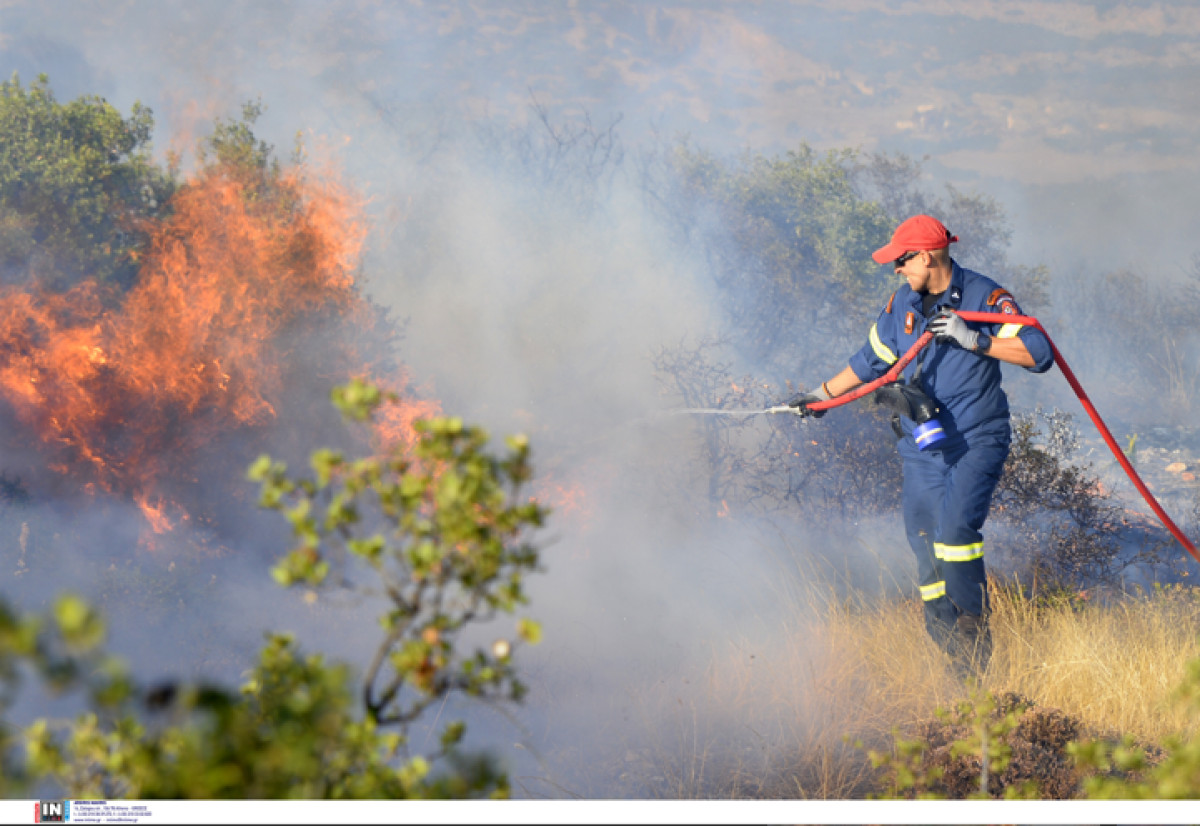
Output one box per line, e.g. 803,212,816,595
948,612,992,679
923,597,958,650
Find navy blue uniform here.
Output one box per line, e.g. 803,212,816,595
848,262,1053,634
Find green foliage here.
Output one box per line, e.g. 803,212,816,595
1124,431,1138,459
863,731,944,800
5,382,543,799
330,376,387,422
199,99,277,178
24,632,506,799
0,73,174,289
663,143,893,371
1071,656,1200,798
249,381,545,727
195,97,295,210
940,690,1031,799
0,593,132,796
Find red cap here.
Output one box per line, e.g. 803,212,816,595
871,215,959,264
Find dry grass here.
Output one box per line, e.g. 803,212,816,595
627,575,1200,798
987,581,1200,743
620,578,957,799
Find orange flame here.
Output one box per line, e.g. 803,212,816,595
534,475,593,559
535,475,592,525
135,493,175,535
0,164,434,534
370,372,443,453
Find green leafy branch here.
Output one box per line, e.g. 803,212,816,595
249,377,546,731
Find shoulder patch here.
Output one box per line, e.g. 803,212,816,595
885,290,896,314
997,295,1021,315
986,288,1012,307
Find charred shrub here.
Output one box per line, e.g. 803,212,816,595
754,402,901,520
900,692,1082,799
989,408,1166,590
650,336,774,508
477,96,625,218
869,691,1082,800
652,337,901,519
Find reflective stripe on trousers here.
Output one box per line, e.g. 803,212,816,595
934,541,985,562
920,580,946,601
900,421,1009,618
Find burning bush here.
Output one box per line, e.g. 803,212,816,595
0,86,434,539
990,407,1174,590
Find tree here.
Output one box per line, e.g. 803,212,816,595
13,382,545,799
0,83,411,533
0,74,174,291
645,143,893,378
252,378,545,731
854,152,1050,315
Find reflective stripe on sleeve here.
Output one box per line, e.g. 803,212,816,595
934,541,985,562
997,323,1023,339
869,324,898,365
920,581,947,601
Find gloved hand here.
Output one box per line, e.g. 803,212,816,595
784,388,829,418
928,308,979,351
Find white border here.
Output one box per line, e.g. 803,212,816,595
9,799,1200,825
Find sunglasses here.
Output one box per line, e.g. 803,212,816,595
894,250,921,266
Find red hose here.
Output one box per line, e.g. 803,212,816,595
807,311,1199,564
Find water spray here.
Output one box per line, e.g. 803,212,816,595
677,406,801,417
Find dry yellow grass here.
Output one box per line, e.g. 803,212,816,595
624,580,957,798
987,581,1200,743
628,575,1200,798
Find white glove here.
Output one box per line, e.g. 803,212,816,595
928,309,979,351
783,388,828,418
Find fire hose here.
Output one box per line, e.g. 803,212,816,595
764,310,1200,565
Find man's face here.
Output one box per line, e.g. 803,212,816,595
895,250,932,293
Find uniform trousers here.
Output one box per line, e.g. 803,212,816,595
898,418,1010,645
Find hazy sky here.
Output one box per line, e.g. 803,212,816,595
3,0,1197,276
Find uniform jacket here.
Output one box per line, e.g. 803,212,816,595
847,261,1054,443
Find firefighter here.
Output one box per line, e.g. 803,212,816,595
790,215,1054,674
